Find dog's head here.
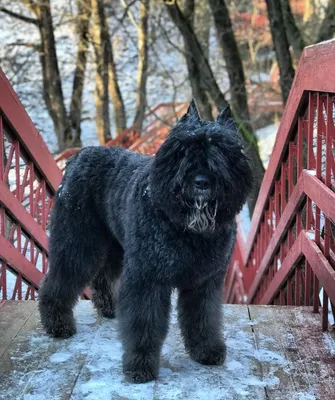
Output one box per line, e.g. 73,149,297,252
151,101,253,234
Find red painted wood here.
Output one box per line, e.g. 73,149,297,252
247,172,305,302
260,233,302,304
260,230,335,309
0,180,49,252
0,68,62,192
245,41,335,262
303,172,335,223
0,236,43,288
302,231,335,306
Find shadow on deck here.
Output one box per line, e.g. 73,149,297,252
0,301,335,400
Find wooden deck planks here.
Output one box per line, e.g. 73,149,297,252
249,306,335,400
0,302,101,400
0,301,334,400
0,301,36,359
154,304,266,400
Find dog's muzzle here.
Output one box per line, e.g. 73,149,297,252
185,197,218,233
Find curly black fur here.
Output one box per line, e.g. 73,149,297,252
39,101,253,383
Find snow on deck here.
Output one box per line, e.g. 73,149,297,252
0,301,334,400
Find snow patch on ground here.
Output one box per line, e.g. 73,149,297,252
2,302,298,399
49,352,72,363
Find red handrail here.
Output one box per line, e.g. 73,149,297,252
0,68,62,299
225,40,335,331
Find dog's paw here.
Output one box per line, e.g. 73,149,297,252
190,342,226,366
123,353,158,383
46,323,77,338
42,317,77,339
124,368,157,384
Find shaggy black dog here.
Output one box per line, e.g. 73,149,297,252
39,101,253,383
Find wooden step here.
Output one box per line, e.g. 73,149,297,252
0,301,334,399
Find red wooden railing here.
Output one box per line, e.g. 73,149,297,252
0,69,62,300
225,40,335,331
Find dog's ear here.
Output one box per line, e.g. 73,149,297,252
179,100,200,123
216,104,232,125
186,100,199,119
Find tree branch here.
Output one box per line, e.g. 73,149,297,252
7,41,41,51
0,7,39,25
120,0,138,29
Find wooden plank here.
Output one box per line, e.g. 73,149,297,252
0,301,36,358
0,236,44,288
0,68,62,193
1,302,334,399
303,232,335,305
245,39,335,262
248,176,305,303
0,301,101,400
153,304,266,399
249,305,335,399
0,180,49,251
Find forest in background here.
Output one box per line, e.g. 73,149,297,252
0,0,334,215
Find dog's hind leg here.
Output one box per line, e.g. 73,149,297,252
91,238,123,318
39,220,109,338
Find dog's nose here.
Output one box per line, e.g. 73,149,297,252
194,175,210,190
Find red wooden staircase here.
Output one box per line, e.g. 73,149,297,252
1,40,335,333
225,41,335,331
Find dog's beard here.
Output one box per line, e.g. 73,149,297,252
185,197,218,233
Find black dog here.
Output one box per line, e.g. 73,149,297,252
39,101,253,383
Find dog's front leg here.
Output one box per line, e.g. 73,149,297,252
178,277,226,365
117,271,171,383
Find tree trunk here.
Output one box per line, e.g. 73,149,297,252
317,0,335,43
4,1,89,151
91,0,111,145
181,0,212,121
108,51,127,136
281,0,305,59
265,0,295,104
208,0,264,216
165,2,227,118
37,0,72,151
104,4,127,137
194,0,211,60
182,0,195,24
133,0,150,131
69,0,92,148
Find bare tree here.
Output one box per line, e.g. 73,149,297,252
208,0,265,215
133,0,150,131
106,3,127,136
0,0,90,151
194,0,211,60
91,0,111,144
265,0,295,104
70,0,92,147
165,0,225,121
281,0,305,59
